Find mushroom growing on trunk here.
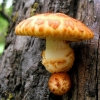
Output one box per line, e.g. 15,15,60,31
15,13,94,95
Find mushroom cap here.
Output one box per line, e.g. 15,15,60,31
15,13,94,41
48,72,71,95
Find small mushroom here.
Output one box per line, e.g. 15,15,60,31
48,72,71,95
15,13,94,73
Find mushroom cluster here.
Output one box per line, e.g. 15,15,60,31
15,13,94,95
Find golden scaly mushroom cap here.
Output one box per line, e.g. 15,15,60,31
15,13,94,41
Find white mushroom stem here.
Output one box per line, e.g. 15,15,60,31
42,37,75,73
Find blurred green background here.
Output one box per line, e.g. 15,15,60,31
0,0,12,55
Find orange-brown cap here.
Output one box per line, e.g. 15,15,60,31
15,13,94,41
48,72,71,95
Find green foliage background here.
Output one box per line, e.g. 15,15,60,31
0,2,12,55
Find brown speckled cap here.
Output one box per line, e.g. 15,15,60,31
48,72,71,95
15,13,94,41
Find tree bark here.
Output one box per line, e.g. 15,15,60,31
0,0,100,100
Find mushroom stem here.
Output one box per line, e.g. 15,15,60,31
42,37,74,73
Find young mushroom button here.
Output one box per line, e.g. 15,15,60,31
48,72,71,95
15,13,94,73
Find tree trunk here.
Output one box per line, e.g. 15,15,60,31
0,0,99,100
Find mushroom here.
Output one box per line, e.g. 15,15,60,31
48,72,71,95
15,13,94,95
15,13,94,73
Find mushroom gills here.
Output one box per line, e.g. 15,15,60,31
42,37,75,73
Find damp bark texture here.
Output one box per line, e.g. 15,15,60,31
0,0,100,100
